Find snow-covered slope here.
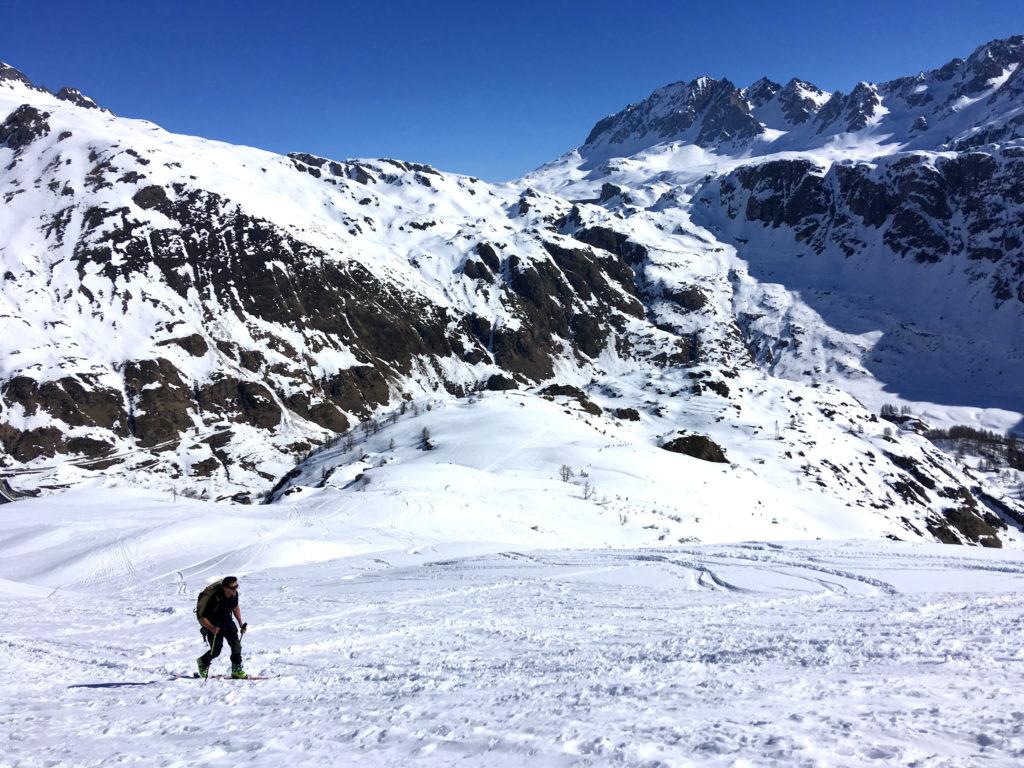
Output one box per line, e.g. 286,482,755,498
5,523,1024,765
2,38,1023,548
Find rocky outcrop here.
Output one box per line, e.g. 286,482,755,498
0,104,50,151
55,87,101,110
0,61,36,88
814,82,882,134
539,384,602,415
707,148,1024,304
0,375,126,460
661,433,728,463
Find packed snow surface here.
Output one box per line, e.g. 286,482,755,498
3,491,1024,766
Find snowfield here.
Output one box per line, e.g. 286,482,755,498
3,489,1024,766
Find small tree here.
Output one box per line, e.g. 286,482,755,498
559,464,574,482
1008,438,1024,471
388,438,396,450
582,480,595,500
420,427,434,450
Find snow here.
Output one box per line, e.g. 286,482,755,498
3,494,1024,766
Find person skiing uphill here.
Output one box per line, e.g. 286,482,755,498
196,576,248,679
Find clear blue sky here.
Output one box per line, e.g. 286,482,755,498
1,1,1022,181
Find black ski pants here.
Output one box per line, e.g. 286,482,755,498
200,621,242,667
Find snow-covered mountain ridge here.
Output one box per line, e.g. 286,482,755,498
2,38,1023,548
579,35,1024,157
526,35,1024,431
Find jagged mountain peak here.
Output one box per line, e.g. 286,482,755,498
964,35,1024,68
55,86,102,111
582,75,764,157
0,59,105,112
743,77,782,108
779,77,827,102
0,60,42,92
749,76,830,129
572,34,1024,164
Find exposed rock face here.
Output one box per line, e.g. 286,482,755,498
742,77,781,108
496,240,642,375
775,79,828,125
123,359,194,447
707,148,1024,304
539,384,603,415
0,375,126,460
0,104,50,150
484,374,519,392
814,82,882,134
745,77,830,131
0,61,44,92
55,87,101,110
661,433,728,463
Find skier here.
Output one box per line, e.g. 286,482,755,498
195,576,248,679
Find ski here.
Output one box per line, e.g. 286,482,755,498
172,673,273,680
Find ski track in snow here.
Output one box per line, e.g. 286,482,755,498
3,544,1024,767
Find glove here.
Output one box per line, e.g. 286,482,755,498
240,622,248,636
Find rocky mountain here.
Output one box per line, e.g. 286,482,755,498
0,61,666,500
746,77,831,129
582,76,766,156
2,39,1023,547
576,35,1024,159
528,35,1024,422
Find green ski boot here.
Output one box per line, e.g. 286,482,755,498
197,657,210,679
231,665,248,680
